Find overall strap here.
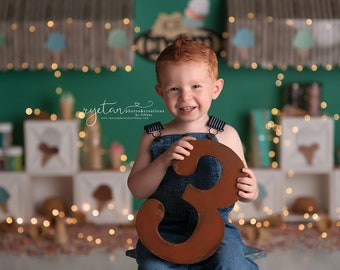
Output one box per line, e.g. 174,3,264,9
207,116,225,132
144,121,164,139
144,116,225,140
207,116,225,139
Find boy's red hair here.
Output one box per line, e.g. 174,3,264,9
155,34,218,84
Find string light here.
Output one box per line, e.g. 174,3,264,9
47,21,54,28
2,11,133,71
134,26,140,33
25,108,33,115
124,65,132,72
228,16,236,23
6,217,14,224
123,18,130,25
238,219,245,226
67,63,74,69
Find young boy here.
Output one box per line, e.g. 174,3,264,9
128,35,259,269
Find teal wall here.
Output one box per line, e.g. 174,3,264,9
1,0,340,209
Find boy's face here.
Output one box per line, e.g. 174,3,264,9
155,61,223,122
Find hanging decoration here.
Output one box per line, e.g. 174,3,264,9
106,28,129,66
292,30,315,63
227,0,340,68
232,28,255,63
45,32,67,64
183,0,211,29
0,0,134,71
135,0,222,62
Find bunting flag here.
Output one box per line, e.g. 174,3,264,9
0,0,134,70
227,0,340,68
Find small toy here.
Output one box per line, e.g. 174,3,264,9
109,142,124,170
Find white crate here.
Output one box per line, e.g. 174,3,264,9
0,172,31,221
73,171,133,224
279,116,334,172
230,169,284,221
24,120,79,176
330,169,340,221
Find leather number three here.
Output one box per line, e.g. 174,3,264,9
135,140,245,264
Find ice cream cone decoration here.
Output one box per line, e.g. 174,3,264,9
109,142,124,170
296,48,310,63
106,29,129,67
96,199,108,213
84,112,103,170
293,30,314,64
298,143,319,165
45,32,66,64
183,0,210,29
39,143,59,165
38,128,60,166
237,47,250,62
59,92,75,120
54,216,68,245
92,185,113,214
232,28,255,65
0,187,10,213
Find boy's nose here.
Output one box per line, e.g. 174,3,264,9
180,89,192,101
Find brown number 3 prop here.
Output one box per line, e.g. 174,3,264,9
135,139,246,264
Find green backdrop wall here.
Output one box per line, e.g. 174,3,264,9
1,0,340,210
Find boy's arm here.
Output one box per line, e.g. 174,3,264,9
127,133,195,199
217,125,259,203
127,132,167,199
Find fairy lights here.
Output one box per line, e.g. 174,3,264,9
227,0,340,70
0,0,134,71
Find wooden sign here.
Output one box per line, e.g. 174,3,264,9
135,139,245,264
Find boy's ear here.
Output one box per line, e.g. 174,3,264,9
155,85,164,98
212,78,224,100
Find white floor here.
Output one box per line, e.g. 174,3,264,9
257,249,340,270
1,248,339,270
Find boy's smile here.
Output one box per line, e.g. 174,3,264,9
179,106,197,113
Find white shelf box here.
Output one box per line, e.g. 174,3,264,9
330,169,340,221
0,172,31,221
283,172,331,221
279,116,334,172
24,120,80,176
230,169,284,221
73,171,133,225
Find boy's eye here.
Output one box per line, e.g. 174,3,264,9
192,85,201,89
169,87,179,91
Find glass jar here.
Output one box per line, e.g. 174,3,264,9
0,122,13,149
5,146,23,171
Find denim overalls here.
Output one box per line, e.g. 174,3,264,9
136,118,258,270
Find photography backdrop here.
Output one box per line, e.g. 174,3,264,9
1,0,340,185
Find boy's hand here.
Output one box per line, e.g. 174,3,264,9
236,168,258,202
161,136,197,167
